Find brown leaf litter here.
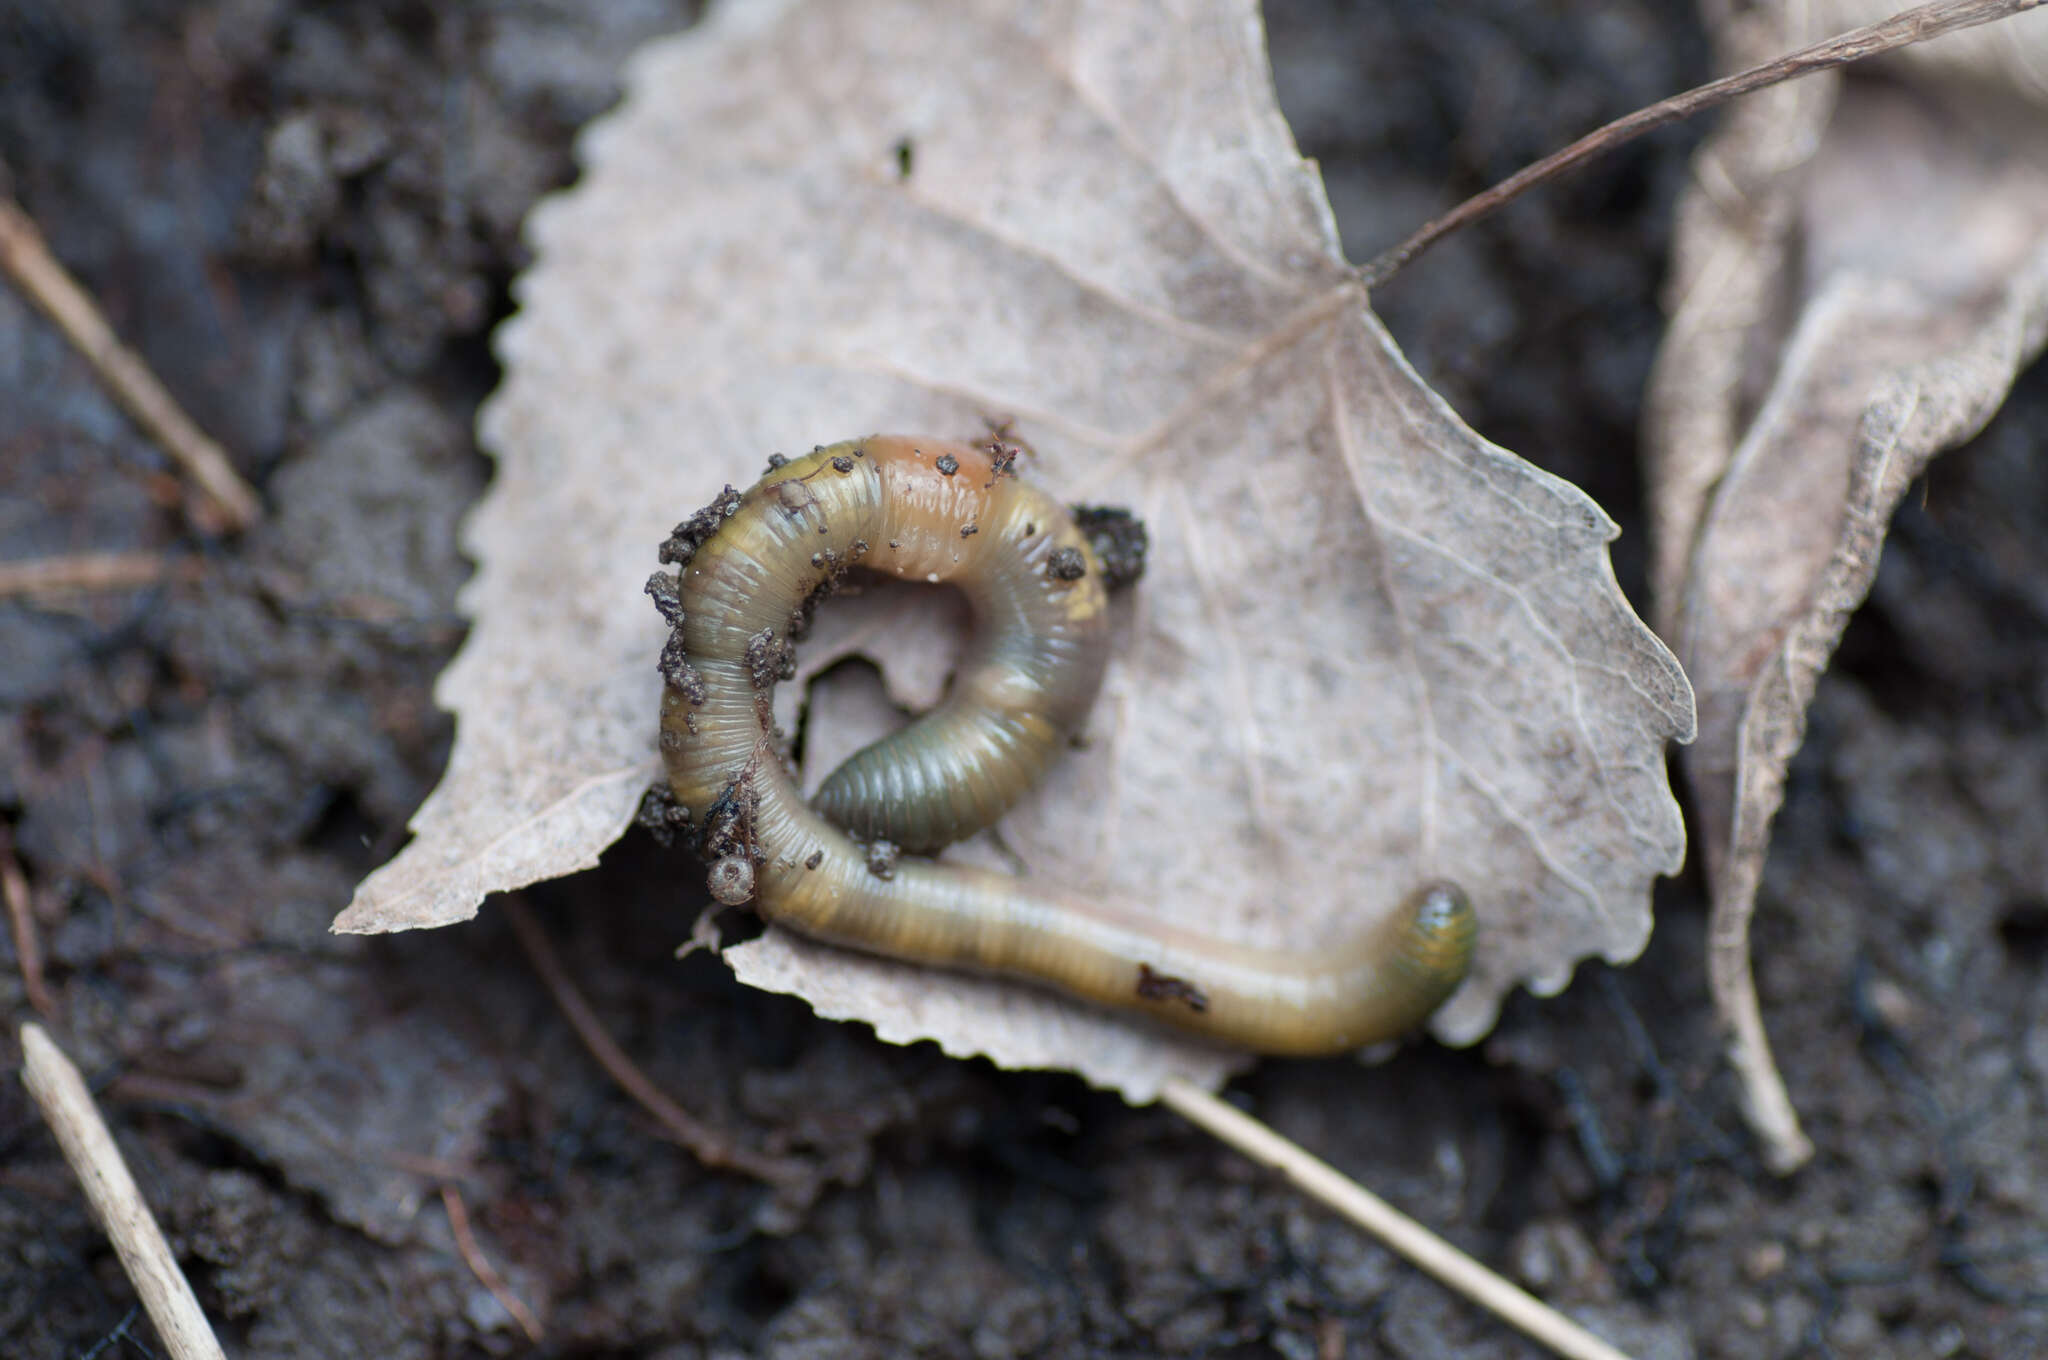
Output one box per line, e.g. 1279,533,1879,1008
1645,0,2048,1171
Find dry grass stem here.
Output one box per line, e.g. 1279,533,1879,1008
0,551,198,601
0,194,261,533
1160,1077,1635,1360
18,1023,228,1360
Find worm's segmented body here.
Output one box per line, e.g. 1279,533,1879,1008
654,435,1475,1055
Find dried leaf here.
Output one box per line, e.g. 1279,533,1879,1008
339,0,1692,1099
1646,3,2048,1170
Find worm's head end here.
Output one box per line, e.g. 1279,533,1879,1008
1404,878,1478,1002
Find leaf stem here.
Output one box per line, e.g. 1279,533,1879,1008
1359,0,2047,288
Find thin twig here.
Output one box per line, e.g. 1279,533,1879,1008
503,897,813,1185
18,1023,228,1360
1160,1076,1634,1360
439,1183,544,1344
1360,0,2048,288
0,551,198,601
1,830,54,1019
0,194,261,533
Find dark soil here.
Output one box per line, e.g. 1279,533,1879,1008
3,2,2045,1357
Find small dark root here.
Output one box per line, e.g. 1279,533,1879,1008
982,440,1020,485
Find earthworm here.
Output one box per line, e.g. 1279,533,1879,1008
651,435,1476,1056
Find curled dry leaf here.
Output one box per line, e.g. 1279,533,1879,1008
338,0,1692,1099
1646,2,2048,1171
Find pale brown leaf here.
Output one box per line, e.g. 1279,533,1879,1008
339,0,1691,1099
1647,3,2048,1170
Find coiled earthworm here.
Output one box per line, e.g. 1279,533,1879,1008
650,435,1476,1056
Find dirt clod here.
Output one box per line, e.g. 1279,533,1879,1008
659,485,745,566
864,838,901,880
1136,964,1210,1013
636,783,692,846
1072,505,1149,591
745,628,797,691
